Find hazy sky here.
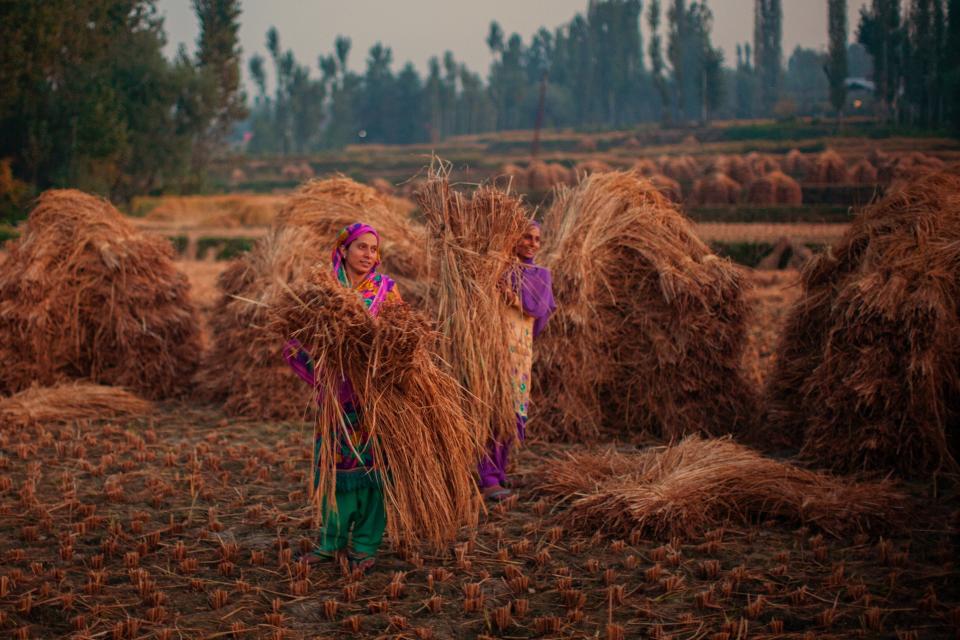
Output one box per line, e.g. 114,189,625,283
158,0,870,89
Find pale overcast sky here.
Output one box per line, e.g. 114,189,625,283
157,0,869,89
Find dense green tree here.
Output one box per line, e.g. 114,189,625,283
754,0,783,115
857,0,903,119
826,0,849,122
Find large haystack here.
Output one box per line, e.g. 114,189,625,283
197,178,427,420
572,160,613,180
746,171,803,205
693,172,742,206
536,436,905,540
535,171,758,441
527,161,571,191
0,190,201,399
764,172,960,478
710,155,756,187
746,152,781,175
811,150,849,183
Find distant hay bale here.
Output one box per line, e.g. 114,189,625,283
631,158,659,177
661,155,699,183
297,162,315,179
577,137,598,152
746,152,781,175
0,190,202,399
783,149,813,180
536,436,906,539
499,163,526,188
197,177,427,419
812,150,849,183
849,159,879,184
746,171,803,205
370,177,395,195
764,172,960,478
572,160,613,180
230,168,247,184
693,172,742,206
711,155,757,186
144,194,285,227
526,160,561,191
647,173,682,203
281,164,302,180
0,383,152,428
535,171,758,441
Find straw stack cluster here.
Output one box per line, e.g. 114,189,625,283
197,177,426,419
416,170,531,445
268,266,481,549
764,172,960,478
0,190,201,399
745,171,803,205
537,436,906,539
535,171,758,441
693,172,742,205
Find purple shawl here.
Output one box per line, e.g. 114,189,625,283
512,256,557,338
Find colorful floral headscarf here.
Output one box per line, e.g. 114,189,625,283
331,222,396,316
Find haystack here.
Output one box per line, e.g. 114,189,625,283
572,160,613,180
527,160,571,191
693,172,741,206
746,152,781,175
0,190,201,399
764,172,960,478
416,171,530,445
746,171,803,205
499,163,526,188
535,171,758,441
197,177,427,420
647,173,682,203
849,159,879,184
0,383,152,428
783,149,813,180
370,177,395,195
631,158,659,177
269,268,481,550
811,150,849,183
536,436,905,539
661,155,699,183
710,155,756,186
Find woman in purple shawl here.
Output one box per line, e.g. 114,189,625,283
479,221,557,501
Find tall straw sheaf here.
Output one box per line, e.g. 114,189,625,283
196,177,426,419
416,168,531,444
0,190,201,399
536,436,906,539
268,267,481,550
763,172,960,478
534,171,758,441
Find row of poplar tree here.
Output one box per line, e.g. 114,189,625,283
247,0,960,152
1,0,959,200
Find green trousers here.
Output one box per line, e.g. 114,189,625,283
319,484,387,556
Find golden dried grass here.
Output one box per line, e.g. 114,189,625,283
141,194,286,228
0,190,201,399
537,436,907,539
535,171,758,441
763,172,960,478
746,171,802,206
416,167,530,444
811,150,849,183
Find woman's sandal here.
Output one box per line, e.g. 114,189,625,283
347,551,376,575
294,548,339,565
482,485,513,503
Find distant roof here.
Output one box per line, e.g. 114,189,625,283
845,77,875,92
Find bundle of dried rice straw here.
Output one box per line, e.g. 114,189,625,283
197,177,427,420
535,171,758,441
416,167,531,444
763,172,960,478
0,190,201,399
536,436,906,539
269,267,481,549
0,383,152,428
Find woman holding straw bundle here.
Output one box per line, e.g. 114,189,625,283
479,221,556,501
281,222,401,573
